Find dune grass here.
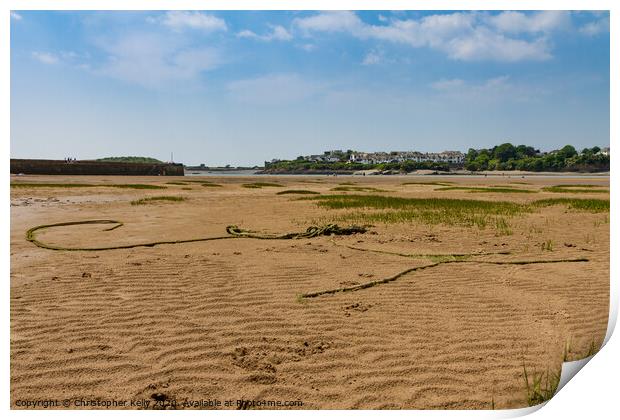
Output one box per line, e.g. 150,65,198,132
242,182,284,189
276,189,320,195
165,181,188,185
542,185,609,194
436,186,537,194
200,183,222,187
330,186,387,192
11,183,166,190
130,196,186,205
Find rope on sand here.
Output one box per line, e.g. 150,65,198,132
24,219,589,300
25,220,367,251
226,223,366,239
299,257,589,298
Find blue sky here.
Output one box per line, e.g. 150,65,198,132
10,10,610,166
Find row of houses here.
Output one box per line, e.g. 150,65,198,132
273,150,464,164
268,149,466,165
349,151,465,164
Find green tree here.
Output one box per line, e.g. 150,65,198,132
493,143,517,162
558,145,577,159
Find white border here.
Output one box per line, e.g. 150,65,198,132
2,1,616,419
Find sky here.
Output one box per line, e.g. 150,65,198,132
10,10,610,166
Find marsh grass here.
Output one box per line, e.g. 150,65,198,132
301,194,609,233
522,363,561,406
401,181,453,186
276,190,320,195
550,184,606,188
542,185,609,194
242,182,284,189
437,186,537,194
330,186,387,192
532,198,609,212
303,194,524,230
11,183,166,190
495,218,513,236
131,196,186,205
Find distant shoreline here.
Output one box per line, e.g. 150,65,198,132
184,168,609,177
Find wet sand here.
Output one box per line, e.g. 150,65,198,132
10,174,609,409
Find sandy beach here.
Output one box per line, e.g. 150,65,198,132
10,174,609,409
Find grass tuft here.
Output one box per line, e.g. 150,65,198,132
276,190,320,195
495,218,513,236
532,198,609,212
242,182,284,189
330,186,387,192
437,186,537,194
541,239,554,251
131,196,186,205
11,183,166,190
402,181,453,186
542,185,609,194
522,362,560,406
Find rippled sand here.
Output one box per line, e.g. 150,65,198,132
11,174,609,409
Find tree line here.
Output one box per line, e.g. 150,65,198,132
465,143,609,172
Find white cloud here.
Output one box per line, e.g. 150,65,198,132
95,33,221,87
156,11,227,32
227,73,323,105
237,25,292,41
294,11,362,34
486,11,571,34
11,12,22,21
446,28,552,62
579,15,610,36
430,75,545,102
293,11,555,62
362,50,382,65
31,51,59,65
